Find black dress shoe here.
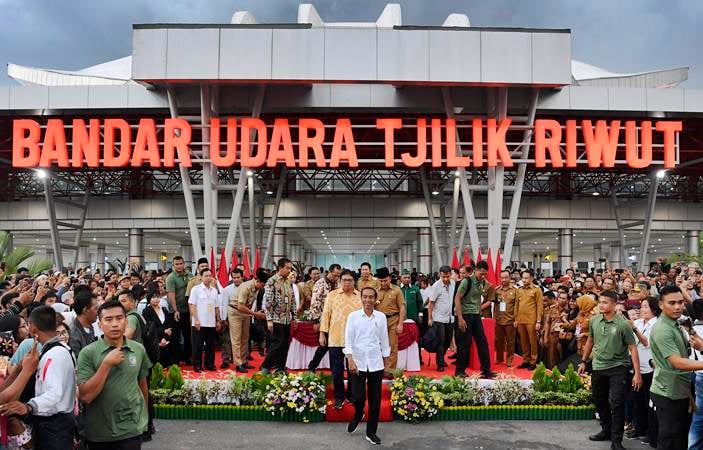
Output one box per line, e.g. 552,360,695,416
437,365,445,372
365,434,381,445
517,362,530,369
589,430,611,441
481,371,497,379
244,363,255,369
193,367,202,373
455,371,467,378
333,400,344,410
247,355,254,361
528,364,537,370
236,364,249,373
205,366,216,371
448,353,457,360
220,362,230,369
347,414,364,434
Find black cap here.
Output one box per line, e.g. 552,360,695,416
375,267,390,279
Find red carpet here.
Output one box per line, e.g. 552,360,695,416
179,348,534,423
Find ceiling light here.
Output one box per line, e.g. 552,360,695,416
35,238,39,242
323,237,327,240
656,169,666,179
124,233,128,237
320,230,324,234
185,230,189,234
116,241,119,245
592,192,599,196
657,238,661,242
579,241,583,244
602,238,606,241
149,247,153,250
533,241,537,245
247,170,254,177
431,191,439,196
546,246,550,250
266,190,274,195
35,169,48,179
93,237,96,241
455,170,460,177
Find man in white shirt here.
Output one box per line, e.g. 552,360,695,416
428,266,455,372
219,268,244,369
0,305,76,449
344,287,390,446
188,268,221,372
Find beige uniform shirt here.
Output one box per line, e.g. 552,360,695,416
375,285,404,316
515,284,544,325
494,285,518,325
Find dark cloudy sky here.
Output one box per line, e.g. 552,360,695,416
1,0,701,87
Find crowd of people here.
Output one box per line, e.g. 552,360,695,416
0,253,701,448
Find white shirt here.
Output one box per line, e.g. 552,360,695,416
692,322,703,374
220,282,241,320
188,283,220,328
429,279,455,323
634,317,657,374
29,339,76,416
344,309,390,372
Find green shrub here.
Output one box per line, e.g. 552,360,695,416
149,362,164,390
163,364,184,390
559,364,583,394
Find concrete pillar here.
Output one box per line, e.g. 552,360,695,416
46,248,54,267
558,228,573,273
418,227,432,275
3,232,12,251
512,240,522,267
181,241,194,271
304,250,313,268
609,241,622,269
687,230,700,256
78,244,90,269
96,245,106,273
402,242,413,271
272,228,286,264
594,245,602,267
128,228,144,267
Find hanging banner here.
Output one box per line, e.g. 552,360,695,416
11,117,681,170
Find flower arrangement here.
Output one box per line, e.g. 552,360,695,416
528,363,592,407
263,372,329,423
391,375,444,422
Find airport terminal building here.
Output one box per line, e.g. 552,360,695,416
1,3,702,275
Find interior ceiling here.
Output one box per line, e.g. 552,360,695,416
7,228,690,257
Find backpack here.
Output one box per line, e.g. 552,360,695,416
452,277,473,316
420,324,440,353
20,340,75,403
127,311,160,363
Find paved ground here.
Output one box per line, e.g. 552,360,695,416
144,419,633,450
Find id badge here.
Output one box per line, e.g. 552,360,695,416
499,302,507,312
207,303,214,314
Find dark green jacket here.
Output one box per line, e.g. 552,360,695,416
400,284,424,320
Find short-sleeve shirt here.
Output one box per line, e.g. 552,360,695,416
494,285,518,325
165,270,192,313
650,314,691,400
188,283,220,328
357,277,379,292
429,279,455,323
76,337,150,443
375,285,404,316
126,311,143,344
456,275,490,315
588,313,636,371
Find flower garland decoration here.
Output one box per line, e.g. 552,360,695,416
263,373,328,423
391,375,444,422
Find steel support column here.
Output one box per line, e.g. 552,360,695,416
638,171,660,272
449,177,460,259
248,172,256,260
609,241,622,269
486,88,508,262
262,168,287,266
419,167,444,265
402,242,413,271
78,244,90,269
594,245,602,268
272,228,286,264
200,85,215,256
181,241,194,271
43,176,63,270
167,87,203,258
502,88,539,265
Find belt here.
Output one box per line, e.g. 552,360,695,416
384,312,399,318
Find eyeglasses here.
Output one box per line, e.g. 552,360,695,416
341,278,354,282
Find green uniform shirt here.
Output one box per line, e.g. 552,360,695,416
76,337,151,443
588,313,636,371
650,314,691,400
456,275,484,315
400,284,423,320
126,311,143,344
165,270,192,313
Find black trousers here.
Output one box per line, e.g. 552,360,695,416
455,313,491,375
633,371,657,440
173,310,192,363
87,435,142,450
651,392,691,450
191,326,216,369
592,365,628,443
433,322,453,368
308,343,328,371
351,369,384,437
261,323,290,372
329,347,352,402
32,412,75,450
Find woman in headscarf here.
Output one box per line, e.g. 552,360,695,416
574,294,598,358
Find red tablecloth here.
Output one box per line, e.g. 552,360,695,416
397,321,419,351
290,321,320,347
469,318,496,370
